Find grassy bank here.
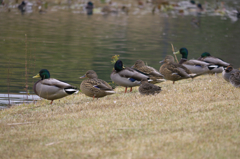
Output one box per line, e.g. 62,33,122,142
0,75,240,159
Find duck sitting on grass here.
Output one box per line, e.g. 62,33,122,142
139,79,161,95
80,70,115,99
159,55,196,84
132,60,165,84
174,48,219,75
111,60,151,93
229,70,240,88
222,66,239,82
198,52,230,74
33,69,78,104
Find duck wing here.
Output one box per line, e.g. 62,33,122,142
135,66,164,77
86,79,113,90
202,57,230,66
41,78,74,88
175,64,192,74
118,67,149,80
184,59,210,67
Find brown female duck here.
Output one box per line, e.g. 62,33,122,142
80,70,115,99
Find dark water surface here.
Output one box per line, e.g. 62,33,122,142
1,11,240,107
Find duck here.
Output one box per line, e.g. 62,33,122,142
132,60,165,84
174,48,218,75
229,70,240,88
80,70,115,99
222,66,239,82
198,52,230,73
33,69,78,104
111,60,150,93
139,79,161,95
159,55,196,84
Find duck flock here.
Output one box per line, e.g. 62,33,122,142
33,47,239,104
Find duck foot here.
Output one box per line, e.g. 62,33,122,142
130,87,132,92
50,100,53,104
173,81,175,84
125,87,128,93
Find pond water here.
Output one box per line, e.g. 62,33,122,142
1,7,240,108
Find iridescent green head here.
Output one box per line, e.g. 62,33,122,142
33,69,50,80
114,60,124,72
174,47,188,59
201,52,211,58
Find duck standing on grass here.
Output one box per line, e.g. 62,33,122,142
111,60,150,93
33,69,78,104
80,70,115,99
132,60,165,84
139,79,161,95
159,55,196,84
174,48,219,75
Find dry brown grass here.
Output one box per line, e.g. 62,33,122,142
1,75,240,159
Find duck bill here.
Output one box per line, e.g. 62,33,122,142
33,73,40,78
80,75,86,79
173,51,180,55
159,60,164,63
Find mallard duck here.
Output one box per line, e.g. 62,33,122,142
198,52,230,73
139,79,161,95
174,48,218,75
222,66,238,82
33,69,78,104
111,60,150,93
159,55,196,84
132,60,165,84
80,70,115,99
229,70,240,88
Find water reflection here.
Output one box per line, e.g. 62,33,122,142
0,93,40,108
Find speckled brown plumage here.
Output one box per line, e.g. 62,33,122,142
80,70,115,99
159,55,196,84
229,70,240,88
139,79,161,95
132,60,165,84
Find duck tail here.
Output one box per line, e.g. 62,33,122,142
105,90,116,94
208,65,219,70
64,87,79,94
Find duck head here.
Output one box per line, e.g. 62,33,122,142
133,60,145,68
174,47,188,59
80,70,98,79
224,66,233,73
159,55,175,64
33,69,50,80
201,52,211,58
114,60,124,72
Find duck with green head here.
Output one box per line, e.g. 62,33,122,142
159,55,196,84
33,69,78,104
111,60,150,93
80,70,115,99
174,48,219,75
198,52,230,74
